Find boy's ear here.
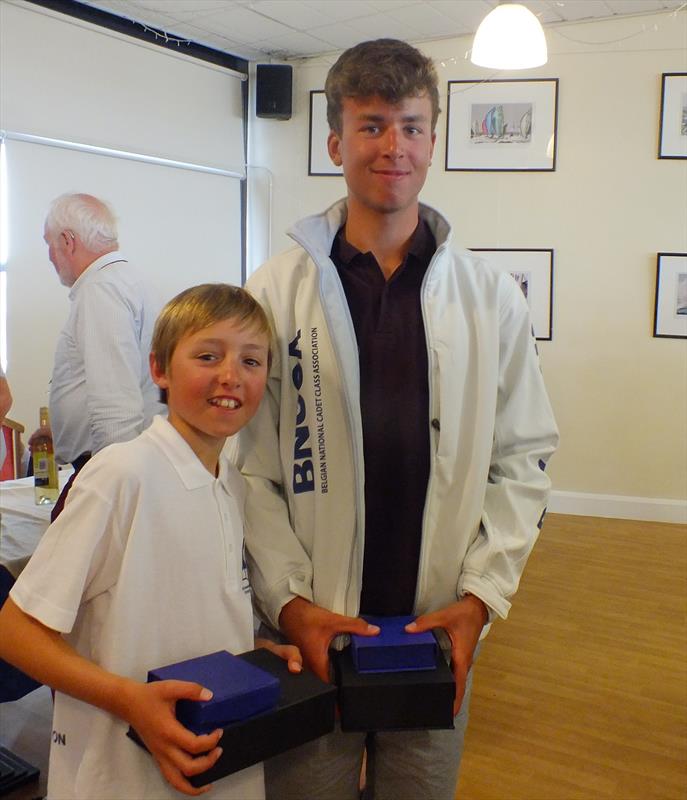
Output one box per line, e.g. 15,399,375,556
327,130,343,167
149,352,168,389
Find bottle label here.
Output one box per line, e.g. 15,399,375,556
35,456,49,474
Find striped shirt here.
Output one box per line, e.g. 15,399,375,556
49,251,163,463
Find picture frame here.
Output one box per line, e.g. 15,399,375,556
471,248,554,340
446,78,558,171
658,73,687,159
653,253,687,339
308,90,342,176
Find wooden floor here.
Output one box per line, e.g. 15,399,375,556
456,513,687,800
1,514,685,800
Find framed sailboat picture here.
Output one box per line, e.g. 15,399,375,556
471,248,554,340
446,79,558,171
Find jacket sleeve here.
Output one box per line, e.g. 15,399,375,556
231,353,315,631
458,276,559,620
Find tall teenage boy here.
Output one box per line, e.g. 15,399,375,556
235,38,559,800
0,284,301,800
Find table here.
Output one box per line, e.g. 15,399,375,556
0,470,73,578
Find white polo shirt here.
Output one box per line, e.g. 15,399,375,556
11,416,263,799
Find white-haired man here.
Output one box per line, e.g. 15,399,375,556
34,193,162,516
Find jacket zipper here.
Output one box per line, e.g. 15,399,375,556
288,231,365,619
323,276,364,619
413,242,448,612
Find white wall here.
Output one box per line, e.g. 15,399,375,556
0,0,246,435
247,12,687,517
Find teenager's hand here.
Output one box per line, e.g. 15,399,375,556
406,595,488,715
278,597,379,683
124,680,224,796
255,637,303,673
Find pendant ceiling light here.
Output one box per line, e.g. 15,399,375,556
471,3,548,70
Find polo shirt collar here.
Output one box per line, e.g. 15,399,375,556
69,250,128,299
334,218,434,267
146,415,231,492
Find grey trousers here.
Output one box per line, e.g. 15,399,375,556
264,655,476,800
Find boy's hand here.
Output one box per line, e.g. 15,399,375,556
255,637,303,673
278,597,379,683
124,680,223,796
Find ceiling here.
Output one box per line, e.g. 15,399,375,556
78,0,684,61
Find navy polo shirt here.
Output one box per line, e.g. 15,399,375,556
331,220,436,616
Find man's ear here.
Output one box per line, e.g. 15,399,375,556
327,130,343,167
62,230,77,253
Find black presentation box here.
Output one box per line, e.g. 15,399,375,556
334,645,455,732
128,649,336,786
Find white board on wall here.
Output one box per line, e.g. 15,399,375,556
4,139,243,434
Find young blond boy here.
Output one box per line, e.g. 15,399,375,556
0,284,300,800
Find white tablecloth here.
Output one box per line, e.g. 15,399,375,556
0,469,73,578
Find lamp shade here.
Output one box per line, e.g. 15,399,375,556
471,3,548,70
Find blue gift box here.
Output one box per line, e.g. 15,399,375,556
129,649,336,786
147,650,280,733
351,616,437,673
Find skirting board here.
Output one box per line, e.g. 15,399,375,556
548,491,687,525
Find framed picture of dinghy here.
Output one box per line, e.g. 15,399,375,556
471,248,554,340
446,78,559,171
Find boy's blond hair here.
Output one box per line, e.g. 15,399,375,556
151,283,271,404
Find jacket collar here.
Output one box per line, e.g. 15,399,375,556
288,199,452,260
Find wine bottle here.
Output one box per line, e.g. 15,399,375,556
33,406,59,505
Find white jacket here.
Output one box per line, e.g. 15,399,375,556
235,199,558,633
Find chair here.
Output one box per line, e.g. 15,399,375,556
0,418,25,481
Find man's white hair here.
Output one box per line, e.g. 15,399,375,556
45,193,119,252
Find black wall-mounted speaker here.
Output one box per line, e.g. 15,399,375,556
256,64,293,120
